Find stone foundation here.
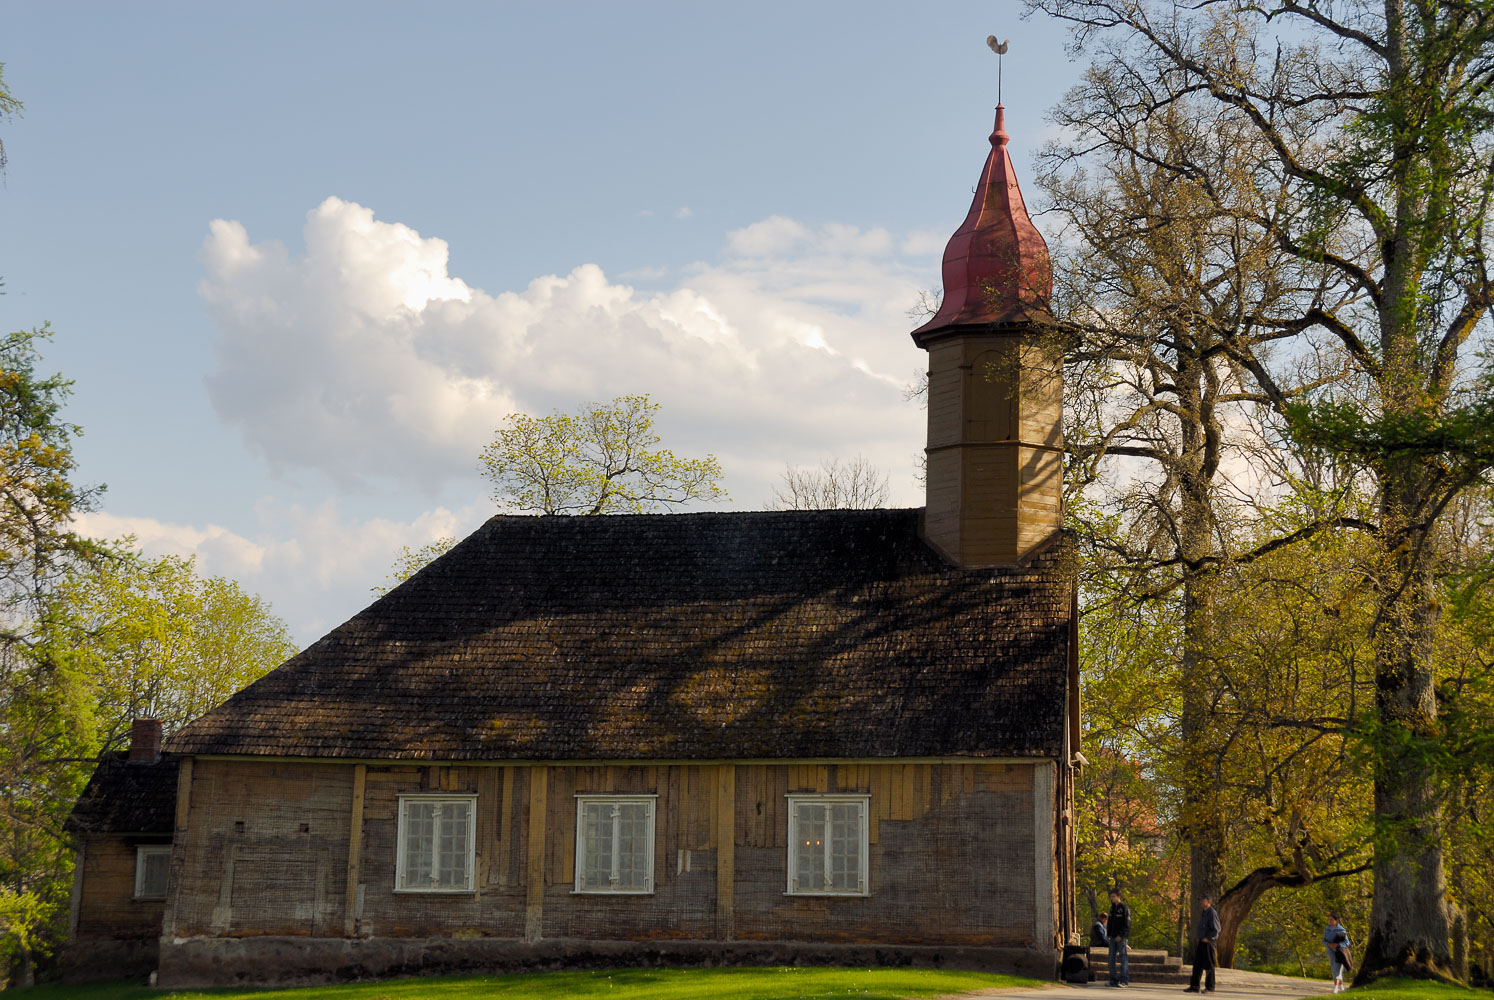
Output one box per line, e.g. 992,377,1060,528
158,935,1058,988
61,937,159,983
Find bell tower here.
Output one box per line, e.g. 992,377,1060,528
912,103,1062,566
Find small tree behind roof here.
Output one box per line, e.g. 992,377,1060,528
767,455,890,511
480,393,728,515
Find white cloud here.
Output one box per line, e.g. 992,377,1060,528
900,229,949,256
199,198,932,508
674,205,694,220
75,500,490,644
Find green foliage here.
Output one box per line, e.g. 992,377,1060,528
0,328,297,983
0,326,106,984
5,967,1044,1000
373,536,456,596
0,327,105,646
1284,400,1494,474
480,394,727,515
44,549,300,749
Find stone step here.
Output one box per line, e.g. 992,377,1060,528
1083,946,1191,985
1088,948,1179,962
1088,948,1184,970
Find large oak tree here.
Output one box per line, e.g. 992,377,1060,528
1029,0,1494,979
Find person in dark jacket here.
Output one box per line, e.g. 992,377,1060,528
1108,889,1131,987
1184,895,1222,993
1091,912,1111,948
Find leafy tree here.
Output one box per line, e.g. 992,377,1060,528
1029,0,1494,978
372,536,455,596
1,327,105,647
0,62,21,172
46,550,300,748
1036,53,1368,951
766,455,889,511
0,327,103,985
480,394,727,515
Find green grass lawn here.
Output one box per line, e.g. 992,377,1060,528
1334,977,1492,1000
13,967,1045,1000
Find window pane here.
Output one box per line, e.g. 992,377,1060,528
402,801,436,888
615,801,650,891
794,802,827,892
436,802,471,889
139,849,170,897
581,801,613,890
829,802,861,891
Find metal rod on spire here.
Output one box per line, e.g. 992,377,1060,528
986,35,1009,104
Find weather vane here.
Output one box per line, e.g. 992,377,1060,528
986,35,1010,104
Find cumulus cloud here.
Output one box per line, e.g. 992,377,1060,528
200,197,933,506
75,500,490,643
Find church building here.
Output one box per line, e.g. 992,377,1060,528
64,97,1079,988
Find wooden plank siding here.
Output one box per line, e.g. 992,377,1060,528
170,757,1052,949
72,835,167,942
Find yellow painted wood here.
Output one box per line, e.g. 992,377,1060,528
343,763,366,937
525,767,547,941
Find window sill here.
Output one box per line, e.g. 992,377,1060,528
784,890,869,898
392,887,477,894
571,889,655,896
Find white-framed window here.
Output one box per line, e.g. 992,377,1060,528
574,795,656,893
395,794,476,892
133,844,171,900
786,794,869,896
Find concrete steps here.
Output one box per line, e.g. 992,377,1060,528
1087,947,1192,986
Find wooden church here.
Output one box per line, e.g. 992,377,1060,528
63,98,1079,987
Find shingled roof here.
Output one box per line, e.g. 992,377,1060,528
169,509,1073,761
65,752,180,836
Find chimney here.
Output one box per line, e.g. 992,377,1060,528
911,103,1062,566
129,718,163,763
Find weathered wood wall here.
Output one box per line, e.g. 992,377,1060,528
73,835,165,941
169,757,1051,949
63,835,167,982
169,760,353,937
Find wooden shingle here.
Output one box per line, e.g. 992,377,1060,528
168,509,1073,761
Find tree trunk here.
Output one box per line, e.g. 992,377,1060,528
1177,351,1226,950
1214,869,1277,969
1358,467,1453,982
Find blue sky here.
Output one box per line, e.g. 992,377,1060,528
2,2,1085,641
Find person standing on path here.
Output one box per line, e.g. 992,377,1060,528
1322,913,1352,993
1107,889,1131,987
1184,895,1221,993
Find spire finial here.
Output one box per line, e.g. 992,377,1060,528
986,35,1010,105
